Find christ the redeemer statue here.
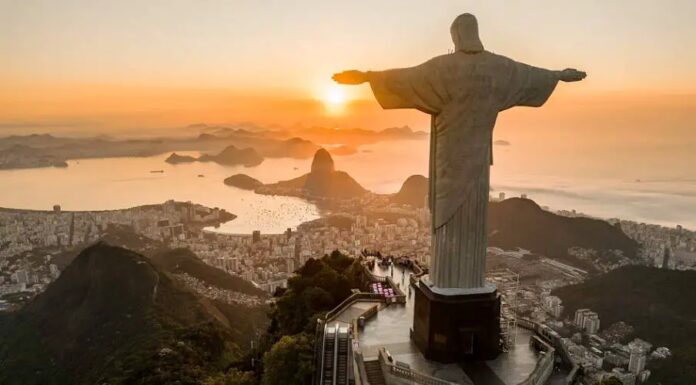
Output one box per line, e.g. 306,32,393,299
334,13,585,290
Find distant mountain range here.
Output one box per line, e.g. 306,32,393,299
283,125,427,147
199,144,263,166
195,124,427,148
388,175,638,263
0,124,426,170
0,243,266,384
166,144,264,167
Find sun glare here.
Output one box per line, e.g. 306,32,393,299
322,85,348,113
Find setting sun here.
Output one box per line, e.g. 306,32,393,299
321,84,348,113
325,85,346,105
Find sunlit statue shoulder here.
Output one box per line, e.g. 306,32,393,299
334,13,585,290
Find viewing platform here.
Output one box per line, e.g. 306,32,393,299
315,258,570,385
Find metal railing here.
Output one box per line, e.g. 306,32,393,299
377,348,457,385
389,365,457,385
324,292,385,322
362,263,388,283
516,348,555,385
384,276,407,304
516,332,556,385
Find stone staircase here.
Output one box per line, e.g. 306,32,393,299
364,360,386,385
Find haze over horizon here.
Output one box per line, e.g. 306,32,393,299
1,1,695,139
1,0,696,230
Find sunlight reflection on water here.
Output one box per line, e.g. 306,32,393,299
1,140,695,231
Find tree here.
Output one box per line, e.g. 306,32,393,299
204,369,257,385
268,251,368,337
597,376,623,385
261,334,314,385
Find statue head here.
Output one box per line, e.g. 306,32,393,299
450,13,484,53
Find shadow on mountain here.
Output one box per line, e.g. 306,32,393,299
488,198,638,263
150,248,266,297
0,243,265,385
554,266,696,385
389,175,638,266
391,174,428,208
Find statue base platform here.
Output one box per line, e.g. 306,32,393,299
411,277,501,362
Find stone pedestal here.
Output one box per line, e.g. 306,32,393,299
411,277,501,362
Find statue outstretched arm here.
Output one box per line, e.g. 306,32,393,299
332,70,376,85
555,68,587,82
332,60,445,114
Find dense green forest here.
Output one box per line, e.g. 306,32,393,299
254,250,370,385
554,266,696,385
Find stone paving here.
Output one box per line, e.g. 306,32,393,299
355,264,548,385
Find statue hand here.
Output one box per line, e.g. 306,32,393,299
559,68,587,82
332,70,368,85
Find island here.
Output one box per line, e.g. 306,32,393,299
224,174,263,190
198,145,264,167
164,145,264,167
165,152,197,164
256,148,366,200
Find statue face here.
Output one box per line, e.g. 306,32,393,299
450,13,484,53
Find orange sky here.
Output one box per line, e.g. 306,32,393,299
1,1,695,140
2,83,693,152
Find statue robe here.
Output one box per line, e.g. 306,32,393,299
369,51,558,288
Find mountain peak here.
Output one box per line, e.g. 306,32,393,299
27,242,159,317
0,242,256,384
311,148,335,174
392,174,429,208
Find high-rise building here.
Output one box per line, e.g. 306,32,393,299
661,246,671,269
628,339,652,375
252,230,261,243
574,308,600,334
542,296,563,318
584,312,600,334
574,308,591,327
15,270,29,285
286,258,295,273
628,346,646,375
